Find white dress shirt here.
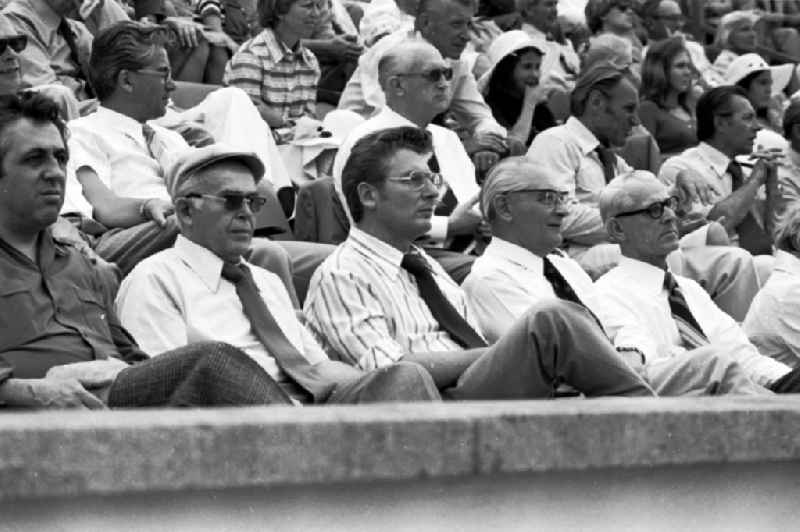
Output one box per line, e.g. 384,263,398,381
526,116,631,247
65,106,191,216
462,237,596,343
116,235,329,381
595,257,790,387
775,145,800,227
743,250,800,368
337,28,506,137
303,227,482,371
331,106,480,242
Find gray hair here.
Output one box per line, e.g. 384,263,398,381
598,169,665,222
775,202,800,252
377,38,439,90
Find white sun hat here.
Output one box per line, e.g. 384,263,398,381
724,52,794,96
477,30,550,94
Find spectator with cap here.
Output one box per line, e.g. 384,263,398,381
116,141,442,406
463,158,765,395
528,64,766,321
478,30,556,147
638,36,698,157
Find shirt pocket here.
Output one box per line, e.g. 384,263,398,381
72,286,113,341
0,281,40,351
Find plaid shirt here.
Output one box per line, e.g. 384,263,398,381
223,27,320,122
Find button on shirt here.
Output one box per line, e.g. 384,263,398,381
1,0,92,94
303,227,481,371
526,116,631,247
223,27,320,123
337,28,506,137
743,250,800,368
115,235,328,382
595,257,791,387
331,106,480,242
462,237,597,343
64,106,191,217
0,230,145,383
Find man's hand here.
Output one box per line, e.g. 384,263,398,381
1,378,107,409
328,35,363,60
472,150,500,173
142,199,175,227
471,131,507,154
447,194,482,236
505,137,527,156
164,17,204,48
673,168,722,205
45,359,129,390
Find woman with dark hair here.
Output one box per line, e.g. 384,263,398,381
638,36,698,156
478,31,556,147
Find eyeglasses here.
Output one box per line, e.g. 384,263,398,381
397,67,454,83
507,189,570,207
182,193,268,212
614,196,679,219
0,35,27,55
135,67,174,84
386,170,444,190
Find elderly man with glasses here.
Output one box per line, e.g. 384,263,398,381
594,169,800,394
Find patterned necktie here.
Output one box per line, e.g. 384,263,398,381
663,271,709,350
726,161,771,255
543,256,604,332
595,145,617,184
221,262,334,401
401,252,487,349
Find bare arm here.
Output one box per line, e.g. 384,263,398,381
707,161,769,232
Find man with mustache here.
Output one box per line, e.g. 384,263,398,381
304,125,656,400
115,143,440,405
594,170,800,393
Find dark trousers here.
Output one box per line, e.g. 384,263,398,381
769,366,800,393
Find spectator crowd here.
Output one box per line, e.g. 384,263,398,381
7,0,800,408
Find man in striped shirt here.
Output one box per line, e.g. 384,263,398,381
223,0,323,130
304,125,655,399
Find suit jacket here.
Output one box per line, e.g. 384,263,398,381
293,177,350,245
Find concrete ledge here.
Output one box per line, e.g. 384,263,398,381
3,396,800,502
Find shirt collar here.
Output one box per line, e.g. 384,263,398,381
616,256,670,293
774,249,800,276
262,28,313,66
174,235,237,293
483,237,544,273
375,106,415,127
696,142,732,176
94,105,147,140
349,226,424,278
565,116,601,155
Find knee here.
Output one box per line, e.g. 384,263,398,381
379,362,440,400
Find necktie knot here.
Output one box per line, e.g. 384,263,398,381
221,262,247,283
401,252,431,277
663,270,678,293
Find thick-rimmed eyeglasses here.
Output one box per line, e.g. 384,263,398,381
386,171,444,190
0,35,27,54
615,196,679,219
506,189,570,207
182,193,268,212
396,67,454,83
135,67,174,84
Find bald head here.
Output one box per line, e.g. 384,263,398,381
657,0,681,17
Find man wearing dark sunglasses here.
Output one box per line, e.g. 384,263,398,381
463,159,763,395
596,170,800,394
117,143,440,406
332,39,484,282
0,32,25,95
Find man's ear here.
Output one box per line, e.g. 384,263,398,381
492,194,513,222
118,69,135,94
356,181,379,213
174,197,193,228
386,76,405,97
605,216,627,244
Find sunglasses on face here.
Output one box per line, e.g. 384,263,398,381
0,35,27,55
183,193,268,213
615,196,679,219
386,170,444,190
397,67,454,83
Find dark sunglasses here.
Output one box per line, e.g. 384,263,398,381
0,35,27,55
397,67,454,83
183,192,268,213
615,196,679,219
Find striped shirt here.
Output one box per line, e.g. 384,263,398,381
223,27,320,122
303,227,482,371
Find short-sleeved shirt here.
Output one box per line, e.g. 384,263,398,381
223,27,320,122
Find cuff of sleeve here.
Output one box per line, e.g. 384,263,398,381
428,215,449,242
616,346,647,365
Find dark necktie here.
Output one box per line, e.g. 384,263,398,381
543,256,604,332
595,145,617,184
57,19,95,97
401,252,487,349
663,271,709,350
727,161,771,255
141,123,164,176
221,262,334,400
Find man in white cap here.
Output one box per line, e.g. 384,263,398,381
332,38,484,282
463,158,765,395
116,143,440,405
595,170,800,394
